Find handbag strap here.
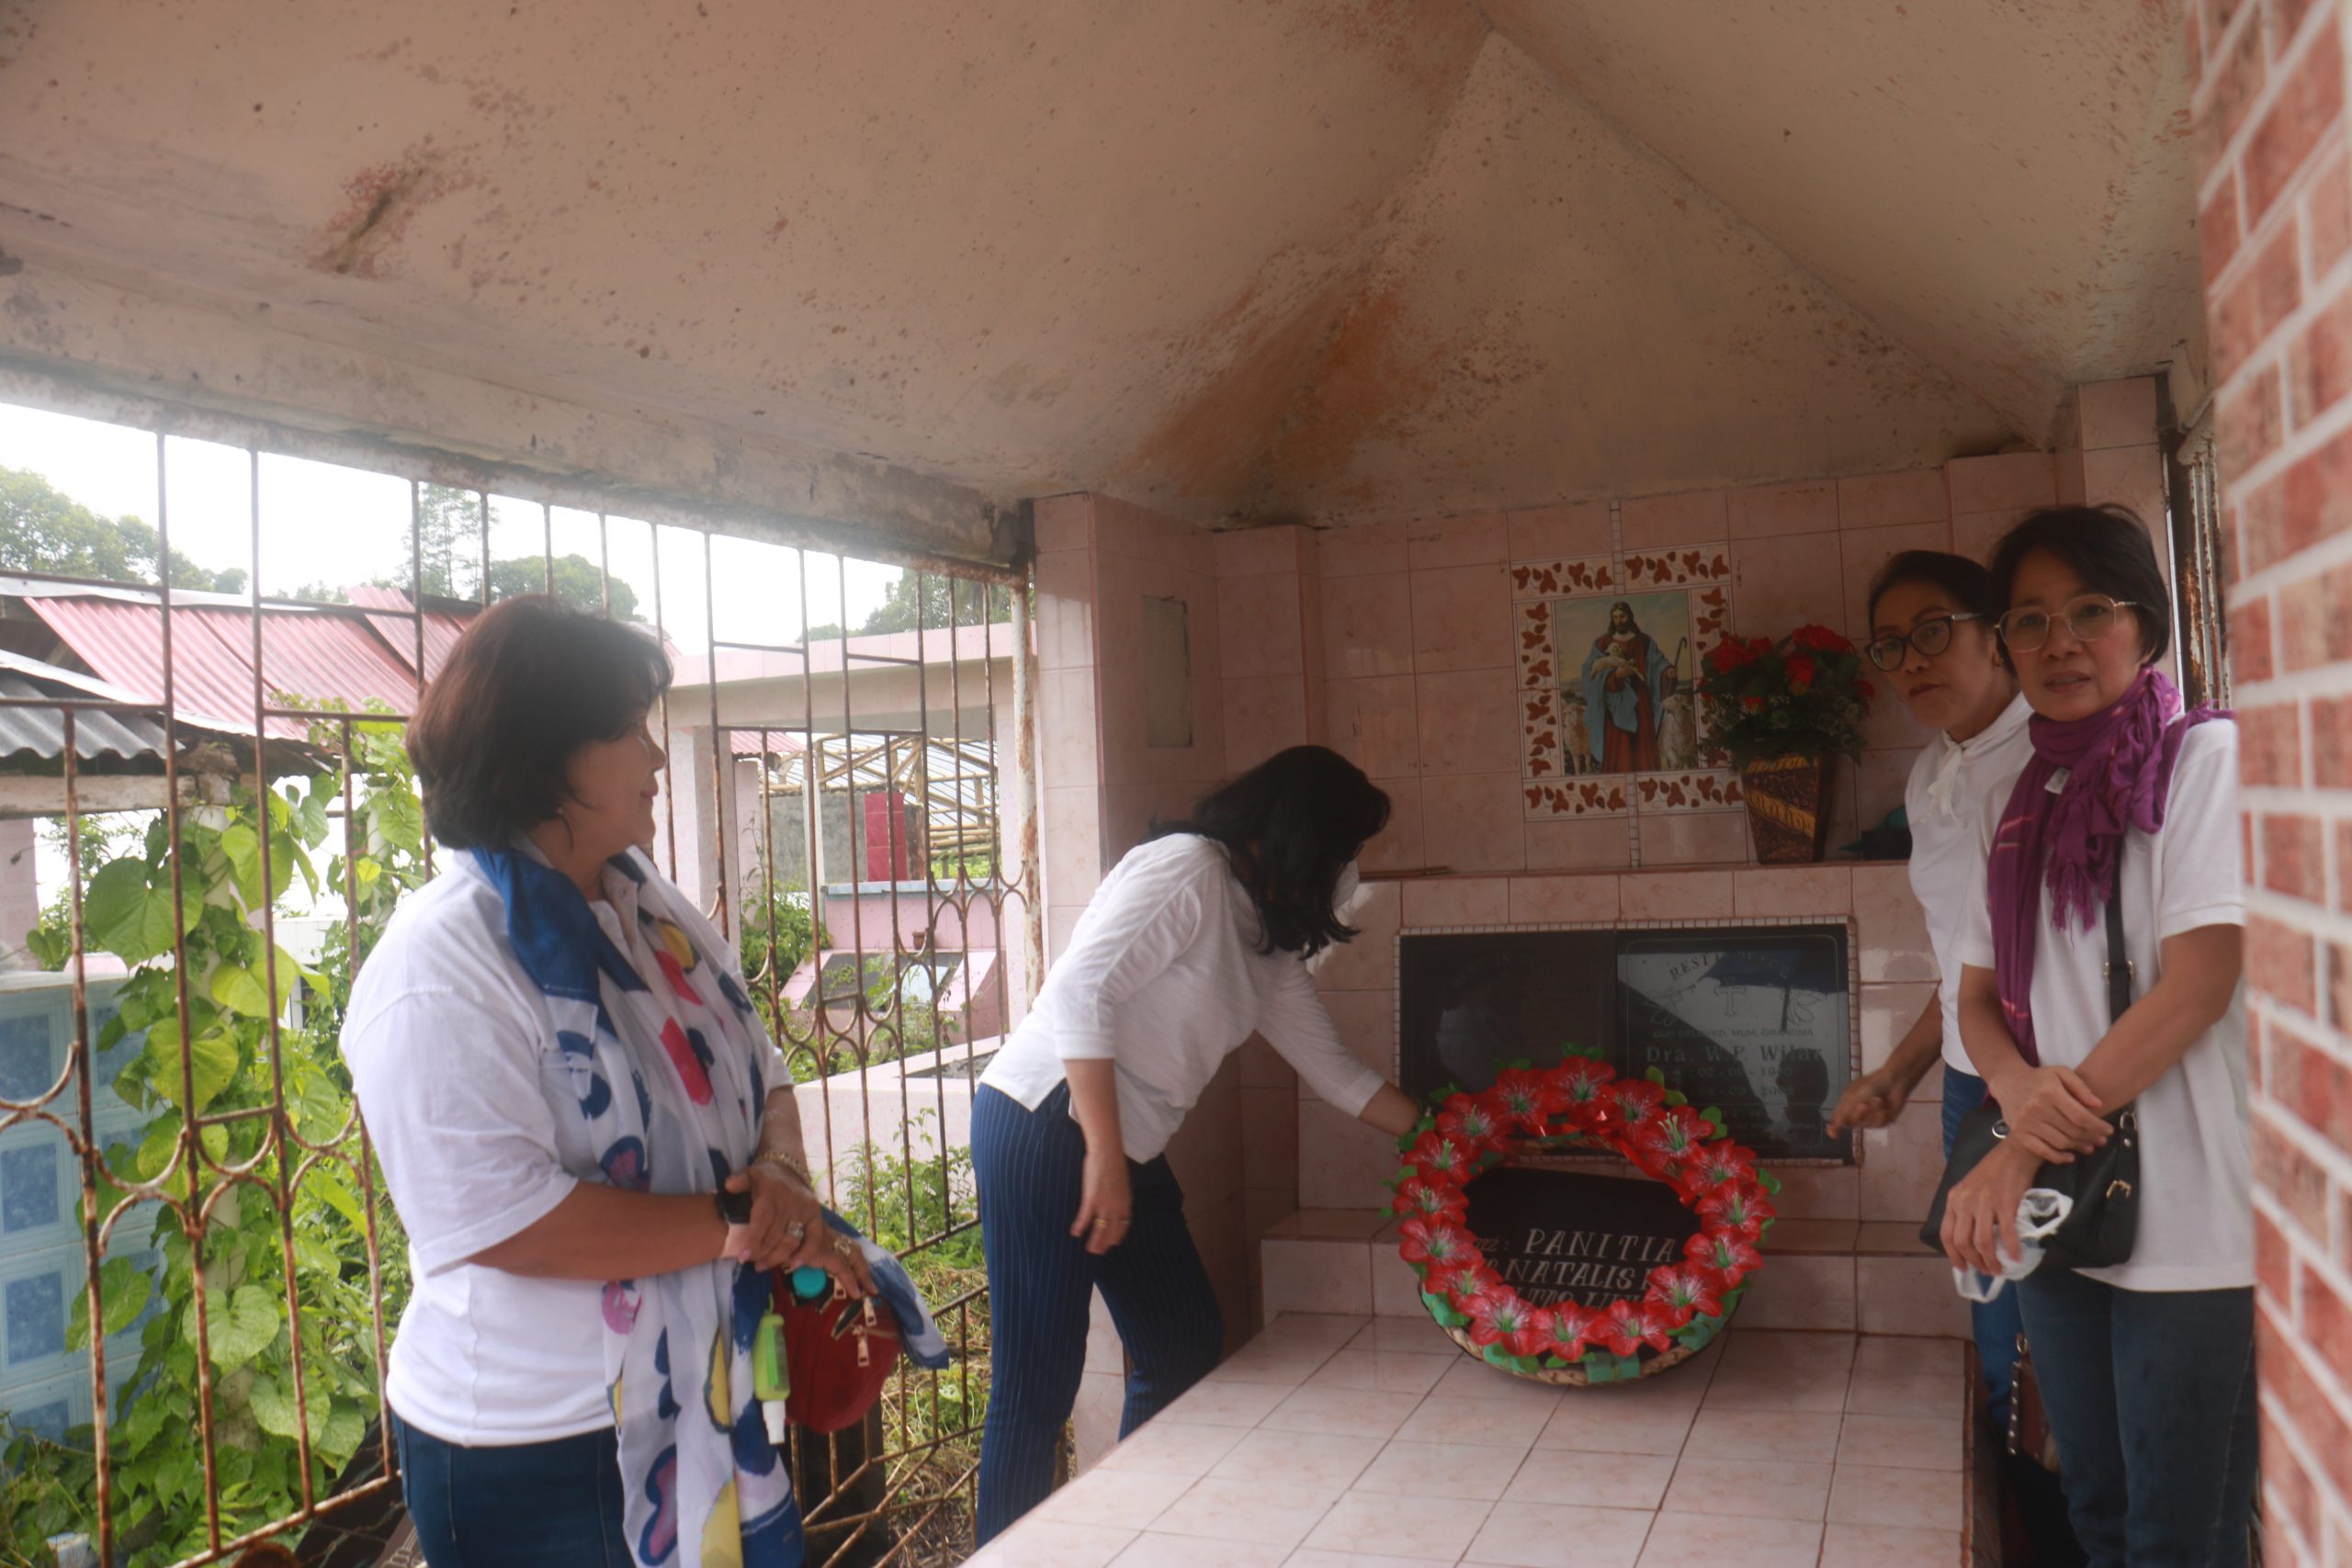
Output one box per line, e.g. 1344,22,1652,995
2103,852,2132,1024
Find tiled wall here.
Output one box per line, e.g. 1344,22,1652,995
2189,0,2352,1558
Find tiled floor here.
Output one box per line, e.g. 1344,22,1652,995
971,1314,1968,1568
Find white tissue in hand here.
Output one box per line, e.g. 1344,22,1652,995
1952,1189,2075,1303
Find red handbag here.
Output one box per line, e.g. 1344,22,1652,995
770,1269,902,1434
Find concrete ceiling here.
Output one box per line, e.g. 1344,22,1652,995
0,0,2199,535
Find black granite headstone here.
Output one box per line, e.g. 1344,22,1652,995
1462,1164,1702,1308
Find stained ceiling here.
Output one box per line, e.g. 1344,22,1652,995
0,0,2199,531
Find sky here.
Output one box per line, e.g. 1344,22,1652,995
1,398,909,919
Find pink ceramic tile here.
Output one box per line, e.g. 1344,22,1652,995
1508,502,1613,563
1731,864,1851,915
1949,507,2030,566
1501,1450,1677,1509
1618,870,1735,919
1680,1407,1845,1463
1037,1467,1201,1529
1842,521,1951,639
1223,572,1308,678
1634,1512,1822,1568
1369,1243,1426,1319
1836,1414,1963,1472
1242,1089,1303,1190
1852,748,1917,844
1858,1100,1945,1224
1153,1475,1342,1548
1407,513,1509,570
1303,1491,1492,1561
1262,1238,1374,1319
1363,777,1424,874
1419,773,1528,874
1076,1368,1132,1467
1267,1210,1391,1241
1320,989,1396,1077
1256,1314,1374,1350
1045,784,1106,898
1284,1551,1455,1568
1035,494,1096,554
1844,1371,1965,1423
1859,983,1939,1076
1769,1165,1860,1220
1041,666,1103,790
1409,563,1513,672
1851,1336,1963,1382
1209,1333,1344,1387
1732,535,1849,641
1164,1377,1293,1428
1038,549,1100,672
1837,469,1949,531
1857,1256,1972,1340
1858,682,1936,752
1945,454,2054,514
1351,1438,1524,1501
1732,1253,1858,1333
1261,1384,1426,1441
1323,573,1418,679
1702,1331,1855,1414
1851,863,1934,982
1217,526,1306,580
1622,491,1728,549
2082,445,2166,529
1211,1429,1386,1492
1854,1222,1919,1256
1402,874,1510,926
1299,1100,1396,1209
1434,1356,1578,1407
1826,1463,1964,1531
1534,1394,1699,1457
969,1519,1138,1568
1761,1218,1860,1253
1112,1532,1292,1568
1659,1457,1832,1522
1524,818,1635,871
1326,676,1420,778
1393,1391,1557,1449
1317,522,1411,579
1633,809,1749,868
1225,675,1309,773
2076,377,2160,451
1507,873,1620,924
1416,668,1521,776
1345,1317,1461,1356
1463,1501,1654,1568
1099,1420,1252,1479
1306,1347,1450,1393
2053,446,2086,507
1816,1521,1964,1567
1319,879,1399,984
1728,480,1838,539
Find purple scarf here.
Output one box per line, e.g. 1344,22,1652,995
1984,668,2230,1066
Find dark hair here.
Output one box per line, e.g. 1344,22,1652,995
407,595,673,849
1986,505,2172,666
1865,549,2004,630
1150,745,1390,959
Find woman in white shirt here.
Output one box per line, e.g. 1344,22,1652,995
973,746,1421,1541
1941,508,2253,1567
345,597,871,1568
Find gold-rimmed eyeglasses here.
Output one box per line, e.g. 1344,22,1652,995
1864,613,1984,671
1996,595,2141,654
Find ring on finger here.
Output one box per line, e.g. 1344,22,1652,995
832,1235,857,1257
785,1221,808,1242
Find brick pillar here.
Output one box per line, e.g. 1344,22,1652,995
2192,1,2352,1556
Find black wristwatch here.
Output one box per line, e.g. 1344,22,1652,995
716,1186,752,1226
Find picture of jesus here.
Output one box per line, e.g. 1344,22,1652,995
1579,599,1677,773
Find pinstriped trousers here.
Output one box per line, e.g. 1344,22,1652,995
971,1081,1225,1544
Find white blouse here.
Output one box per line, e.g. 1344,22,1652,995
981,834,1385,1160
1905,694,2036,1076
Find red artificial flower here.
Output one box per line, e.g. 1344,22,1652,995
1634,1105,1715,1174
1679,1142,1759,1193
1430,1258,1499,1310
1648,1263,1725,1322
1685,1229,1765,1287
1697,1183,1775,1239
1467,1289,1549,1356
1391,1176,1469,1224
1487,1067,1568,1135
1398,1217,1476,1270
1741,694,1766,711
1792,624,1854,655
1555,1056,1616,1104
1604,1077,1667,1132
1406,1131,1475,1181
1545,1301,1607,1359
1785,653,1817,692
1707,637,1755,675
1599,1297,1679,1357
1435,1097,1502,1151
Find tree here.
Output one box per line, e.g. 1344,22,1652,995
0,465,248,594
804,570,1011,642
395,484,638,621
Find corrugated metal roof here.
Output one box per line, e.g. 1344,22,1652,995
343,584,471,681
0,651,250,765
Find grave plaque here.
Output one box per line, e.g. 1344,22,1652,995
1463,1163,1703,1309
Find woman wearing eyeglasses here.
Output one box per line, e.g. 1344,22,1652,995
1829,551,2035,1433
1940,506,2252,1567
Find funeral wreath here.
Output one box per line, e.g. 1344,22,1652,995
1390,1044,1778,1383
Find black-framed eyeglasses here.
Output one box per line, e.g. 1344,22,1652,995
1864,613,1984,671
1996,595,2141,654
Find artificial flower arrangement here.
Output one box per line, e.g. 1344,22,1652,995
1693,623,1875,768
1389,1043,1777,1384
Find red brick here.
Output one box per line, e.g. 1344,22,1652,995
2253,1007,2269,1089
2213,216,2304,384
2188,3,2209,87
2278,1015,2352,1140
2221,367,2285,482
2260,1204,2300,1303
2268,0,2327,57
2243,699,2305,784
2216,0,2252,39
2233,591,2278,682
2251,911,2321,1012
2201,6,2274,169
2307,1257,2352,1382
2204,170,2245,288
2242,423,2352,576
2262,1409,2324,1548
2279,560,2352,670
2267,812,2328,899
2291,283,2352,426
2259,1301,2352,1500
2307,146,2352,274
2339,821,2352,911
2312,694,2352,784
2223,500,2245,585
2245,18,2346,223
2258,1112,2337,1242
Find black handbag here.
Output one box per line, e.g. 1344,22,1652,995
1919,863,2140,1271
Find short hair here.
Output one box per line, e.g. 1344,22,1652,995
407,595,673,849
1986,506,2172,665
1865,549,2003,630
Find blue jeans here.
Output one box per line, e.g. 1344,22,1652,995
392,1410,632,1567
971,1083,1224,1544
1943,1066,2022,1427
2015,1268,2258,1567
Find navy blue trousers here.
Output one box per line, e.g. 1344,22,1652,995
971,1083,1224,1544
392,1410,632,1568
1943,1066,2023,1427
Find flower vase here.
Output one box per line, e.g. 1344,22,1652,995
1741,751,1836,864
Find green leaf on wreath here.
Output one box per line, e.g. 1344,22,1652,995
1579,1350,1636,1382
1757,1168,1782,1196
1644,1066,1667,1086
1542,1354,1567,1369
1506,1057,1531,1070
1482,1343,1513,1369
1698,1106,1724,1135
1663,1089,1689,1108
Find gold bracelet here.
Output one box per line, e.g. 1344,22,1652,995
754,1148,816,1190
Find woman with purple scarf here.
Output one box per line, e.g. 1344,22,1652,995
1941,507,2254,1567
